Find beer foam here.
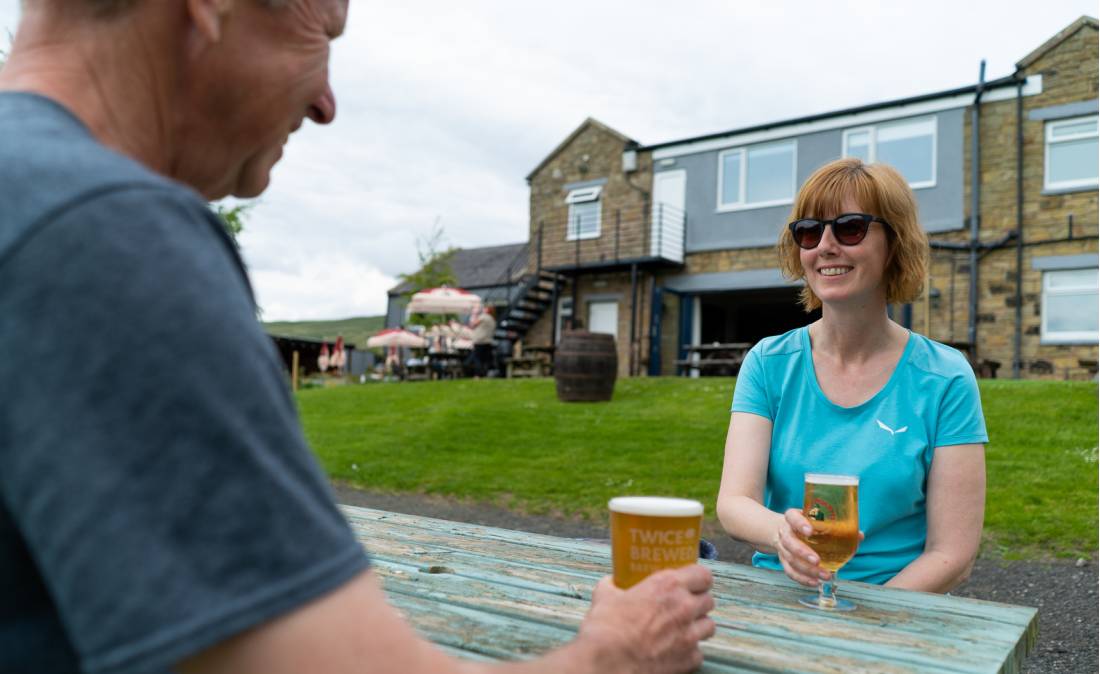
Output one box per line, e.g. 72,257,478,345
804,473,859,486
608,497,703,517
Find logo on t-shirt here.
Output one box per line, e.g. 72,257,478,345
876,419,908,436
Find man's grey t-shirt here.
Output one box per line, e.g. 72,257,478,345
0,93,370,673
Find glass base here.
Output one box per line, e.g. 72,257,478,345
799,594,856,611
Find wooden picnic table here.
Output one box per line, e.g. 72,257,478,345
504,345,555,378
341,505,1037,673
677,342,753,376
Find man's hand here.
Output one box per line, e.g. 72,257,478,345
574,565,715,674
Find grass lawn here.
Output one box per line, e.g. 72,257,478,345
298,378,1098,560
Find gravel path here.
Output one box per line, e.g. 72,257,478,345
334,484,1097,674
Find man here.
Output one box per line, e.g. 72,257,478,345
0,2,715,673
470,304,497,377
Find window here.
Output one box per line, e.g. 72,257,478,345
565,186,601,240
717,139,796,211
555,297,573,342
1045,115,1098,191
1041,268,1098,343
842,117,937,188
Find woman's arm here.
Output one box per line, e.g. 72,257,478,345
716,413,829,587
885,443,986,593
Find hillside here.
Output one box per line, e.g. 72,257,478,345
263,316,385,347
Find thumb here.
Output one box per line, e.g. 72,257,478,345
592,576,620,604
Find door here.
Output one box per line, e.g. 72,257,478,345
652,170,686,261
588,300,619,339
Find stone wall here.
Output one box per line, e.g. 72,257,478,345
950,23,1099,378
520,270,657,379
528,123,654,272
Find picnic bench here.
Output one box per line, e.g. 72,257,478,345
676,342,753,377
342,505,1037,673
504,345,555,378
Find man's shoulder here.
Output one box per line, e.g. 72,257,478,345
0,93,204,259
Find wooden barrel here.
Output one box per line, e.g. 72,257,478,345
555,331,617,402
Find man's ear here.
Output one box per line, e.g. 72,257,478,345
186,0,234,44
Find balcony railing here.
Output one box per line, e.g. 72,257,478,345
541,203,686,270
650,202,685,264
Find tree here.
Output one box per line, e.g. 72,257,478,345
214,202,252,249
398,220,459,328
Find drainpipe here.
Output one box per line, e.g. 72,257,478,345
629,263,638,376
968,60,986,355
1013,75,1024,378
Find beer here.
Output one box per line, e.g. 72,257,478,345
801,474,859,572
609,497,703,589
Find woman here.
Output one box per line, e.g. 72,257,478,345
716,158,987,592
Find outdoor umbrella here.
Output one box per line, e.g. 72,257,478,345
407,286,482,315
331,336,346,372
366,328,427,349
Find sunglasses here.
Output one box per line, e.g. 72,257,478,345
787,213,891,250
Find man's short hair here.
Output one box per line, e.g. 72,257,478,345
777,157,930,312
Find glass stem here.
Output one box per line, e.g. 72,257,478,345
819,574,837,607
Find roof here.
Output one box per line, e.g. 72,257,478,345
1016,15,1098,70
525,117,637,182
641,75,1021,153
388,242,528,295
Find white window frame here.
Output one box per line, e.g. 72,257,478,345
715,139,797,212
565,186,602,241
841,116,938,190
1040,268,1099,344
1043,115,1099,191
555,296,574,342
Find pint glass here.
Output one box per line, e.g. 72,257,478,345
609,496,703,589
798,473,859,610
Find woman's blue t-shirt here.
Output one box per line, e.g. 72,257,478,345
731,326,987,585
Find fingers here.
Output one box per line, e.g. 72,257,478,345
775,520,826,586
670,563,713,594
692,616,716,641
784,508,813,537
591,576,620,605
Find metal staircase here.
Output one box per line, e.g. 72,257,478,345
494,270,567,343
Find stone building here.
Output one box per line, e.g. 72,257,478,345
513,16,1097,379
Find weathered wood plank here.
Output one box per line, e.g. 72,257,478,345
366,545,1021,673
341,505,1037,673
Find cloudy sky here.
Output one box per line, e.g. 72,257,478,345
1,1,1095,320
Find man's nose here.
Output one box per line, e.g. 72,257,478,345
307,83,337,125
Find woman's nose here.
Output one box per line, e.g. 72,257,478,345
816,224,842,253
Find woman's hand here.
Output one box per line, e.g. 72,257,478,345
773,509,829,586
774,509,865,587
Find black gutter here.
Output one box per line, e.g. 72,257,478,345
1013,76,1025,379
629,263,638,376
968,61,986,353
545,255,683,274
640,73,1019,153
930,232,1016,252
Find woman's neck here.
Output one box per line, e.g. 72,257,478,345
810,301,906,364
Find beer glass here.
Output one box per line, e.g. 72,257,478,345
797,473,859,611
609,497,703,589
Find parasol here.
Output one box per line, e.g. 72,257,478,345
407,286,482,315
366,328,427,349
